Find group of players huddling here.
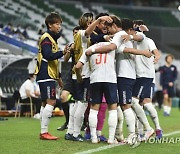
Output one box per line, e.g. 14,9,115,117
35,12,163,145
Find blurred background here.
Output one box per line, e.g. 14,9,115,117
0,0,179,99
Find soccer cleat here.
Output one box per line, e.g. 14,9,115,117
98,135,107,142
155,129,163,139
65,133,73,140
107,138,119,144
163,112,170,116
84,133,91,140
91,137,100,144
57,123,68,131
72,134,84,142
40,132,59,140
115,133,124,142
144,128,154,141
125,133,137,145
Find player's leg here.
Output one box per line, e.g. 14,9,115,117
39,81,59,140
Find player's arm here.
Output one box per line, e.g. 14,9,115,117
86,43,117,56
121,33,144,42
41,38,63,60
122,47,152,58
152,49,161,64
63,43,74,62
85,16,112,37
75,62,83,83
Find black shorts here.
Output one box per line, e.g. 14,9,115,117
39,81,56,101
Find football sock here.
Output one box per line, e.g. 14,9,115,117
132,97,151,131
116,106,124,135
40,106,44,125
41,104,54,134
66,102,78,134
108,110,117,141
73,101,88,137
89,109,98,140
144,103,161,130
123,108,135,133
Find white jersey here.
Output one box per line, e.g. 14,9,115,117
134,32,156,78
111,30,136,79
19,79,36,99
80,42,116,84
72,30,90,79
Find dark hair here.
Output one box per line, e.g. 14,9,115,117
133,20,145,26
165,54,174,62
95,13,109,20
73,26,81,33
121,18,133,31
105,15,121,28
45,12,62,29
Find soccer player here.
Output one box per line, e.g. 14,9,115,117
34,12,64,140
76,41,118,144
122,20,161,139
65,13,112,141
57,26,80,131
160,54,178,116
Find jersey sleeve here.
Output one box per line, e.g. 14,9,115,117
78,51,87,65
147,38,157,52
111,32,122,49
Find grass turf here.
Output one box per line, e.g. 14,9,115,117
0,108,180,154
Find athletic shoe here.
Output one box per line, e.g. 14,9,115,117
98,135,107,142
65,133,73,140
125,133,137,145
115,134,124,142
91,137,100,144
40,132,59,140
107,138,119,144
144,128,154,141
163,112,170,116
72,134,84,142
33,113,40,120
155,129,163,139
57,123,68,131
84,133,91,140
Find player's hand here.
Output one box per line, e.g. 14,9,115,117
77,75,83,83
121,35,131,42
63,44,71,55
143,50,152,58
85,49,93,56
98,16,112,23
153,54,161,64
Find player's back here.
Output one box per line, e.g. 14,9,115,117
89,42,116,84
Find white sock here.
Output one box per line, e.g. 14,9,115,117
137,119,144,135
163,105,168,113
66,102,78,134
144,103,161,130
40,106,44,125
97,130,102,136
108,110,117,141
116,106,124,136
89,109,98,140
41,104,54,134
167,106,171,114
123,108,136,134
132,97,151,131
73,101,88,137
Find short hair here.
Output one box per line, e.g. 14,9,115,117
105,15,121,28
95,13,109,20
121,18,133,31
79,13,93,29
45,12,62,29
73,26,81,33
133,20,145,26
165,54,174,62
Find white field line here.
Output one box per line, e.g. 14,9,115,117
75,130,180,154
